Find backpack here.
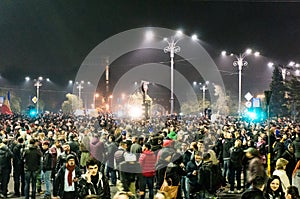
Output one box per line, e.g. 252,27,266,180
198,162,224,194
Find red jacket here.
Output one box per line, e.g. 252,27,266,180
139,150,156,177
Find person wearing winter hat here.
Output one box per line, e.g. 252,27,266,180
53,154,81,199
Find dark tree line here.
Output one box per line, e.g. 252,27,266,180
269,65,300,120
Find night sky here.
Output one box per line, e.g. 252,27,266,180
1,1,300,110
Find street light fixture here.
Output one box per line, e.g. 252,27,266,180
76,81,85,100
268,61,300,81
163,33,182,115
33,76,49,114
200,81,209,115
146,29,198,115
222,49,260,118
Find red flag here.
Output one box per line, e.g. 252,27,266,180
1,95,12,115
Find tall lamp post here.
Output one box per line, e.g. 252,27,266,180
146,30,198,115
222,49,260,118
268,61,300,82
76,81,84,100
200,81,209,115
265,90,272,176
163,31,182,115
34,77,43,114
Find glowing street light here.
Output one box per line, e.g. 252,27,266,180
162,30,197,115
222,49,260,117
32,76,50,114
146,29,198,115
268,61,300,81
25,76,30,81
200,81,209,115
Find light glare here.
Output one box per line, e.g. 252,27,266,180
129,106,143,118
221,51,227,56
191,34,198,41
268,62,274,68
254,51,260,56
145,30,154,40
176,30,183,37
245,49,252,54
289,61,295,66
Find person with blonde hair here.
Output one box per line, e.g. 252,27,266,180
112,191,133,199
208,149,219,165
273,158,290,194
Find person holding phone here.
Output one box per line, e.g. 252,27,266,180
78,158,111,199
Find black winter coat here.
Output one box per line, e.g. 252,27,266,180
42,149,53,171
223,139,233,159
229,146,244,168
78,172,110,199
293,137,300,160
165,162,186,186
0,143,13,169
186,160,201,186
272,141,285,165
23,145,42,171
12,143,25,167
53,165,81,198
241,188,266,199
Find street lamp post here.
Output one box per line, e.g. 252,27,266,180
200,82,209,115
223,49,260,118
164,33,181,115
76,81,84,100
147,30,198,115
268,61,300,82
34,77,43,114
233,53,248,118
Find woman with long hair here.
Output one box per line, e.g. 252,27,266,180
264,175,285,199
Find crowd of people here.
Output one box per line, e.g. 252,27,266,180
0,112,300,199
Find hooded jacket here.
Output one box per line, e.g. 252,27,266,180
23,144,42,171
90,137,105,162
78,172,110,199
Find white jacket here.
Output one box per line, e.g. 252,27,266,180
273,169,290,194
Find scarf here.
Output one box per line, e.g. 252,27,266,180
66,163,75,186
